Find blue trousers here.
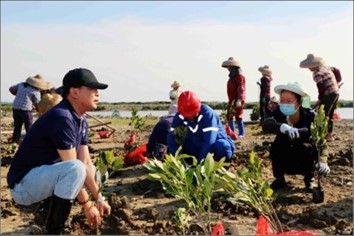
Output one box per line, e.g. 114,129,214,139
183,138,235,163
10,160,86,206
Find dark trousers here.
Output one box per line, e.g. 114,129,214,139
12,109,33,143
259,97,270,122
270,135,317,180
320,93,339,133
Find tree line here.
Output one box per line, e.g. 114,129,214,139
1,100,352,112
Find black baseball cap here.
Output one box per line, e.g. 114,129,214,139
63,68,108,90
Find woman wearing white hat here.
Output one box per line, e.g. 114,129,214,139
262,82,330,192
267,96,279,113
9,74,51,143
221,57,246,138
299,53,339,141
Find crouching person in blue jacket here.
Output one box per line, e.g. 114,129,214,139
167,90,235,163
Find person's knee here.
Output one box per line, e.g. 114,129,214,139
65,159,86,183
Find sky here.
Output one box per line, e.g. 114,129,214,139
1,1,353,103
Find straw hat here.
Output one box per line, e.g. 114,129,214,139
37,93,62,115
258,65,272,76
25,74,49,91
44,81,54,90
171,81,181,89
299,54,325,68
221,57,240,68
274,82,309,97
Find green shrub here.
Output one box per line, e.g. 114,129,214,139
250,104,260,121
144,149,232,234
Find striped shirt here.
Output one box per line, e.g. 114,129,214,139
313,66,339,100
11,83,41,111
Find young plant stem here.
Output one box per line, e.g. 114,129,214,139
192,209,209,235
269,201,283,232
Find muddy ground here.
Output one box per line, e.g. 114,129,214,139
1,112,353,235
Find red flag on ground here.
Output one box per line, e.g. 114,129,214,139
124,143,148,165
124,131,136,150
256,215,315,235
212,224,225,235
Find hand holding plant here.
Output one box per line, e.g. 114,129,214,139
173,125,188,146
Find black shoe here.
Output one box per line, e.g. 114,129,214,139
270,178,286,190
304,178,314,193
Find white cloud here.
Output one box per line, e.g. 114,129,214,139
1,9,353,104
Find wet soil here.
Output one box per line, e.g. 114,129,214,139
1,114,353,235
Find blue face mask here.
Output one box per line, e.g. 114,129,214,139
279,104,297,116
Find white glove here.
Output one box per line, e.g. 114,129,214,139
315,162,330,175
280,124,300,139
236,99,242,108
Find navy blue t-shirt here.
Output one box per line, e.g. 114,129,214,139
7,98,89,189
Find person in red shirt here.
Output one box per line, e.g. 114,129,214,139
221,57,246,138
257,65,273,124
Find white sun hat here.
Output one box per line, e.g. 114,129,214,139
274,82,311,108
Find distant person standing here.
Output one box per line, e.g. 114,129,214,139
299,53,340,141
9,74,50,143
257,65,273,124
169,81,182,106
169,81,181,117
221,57,246,138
